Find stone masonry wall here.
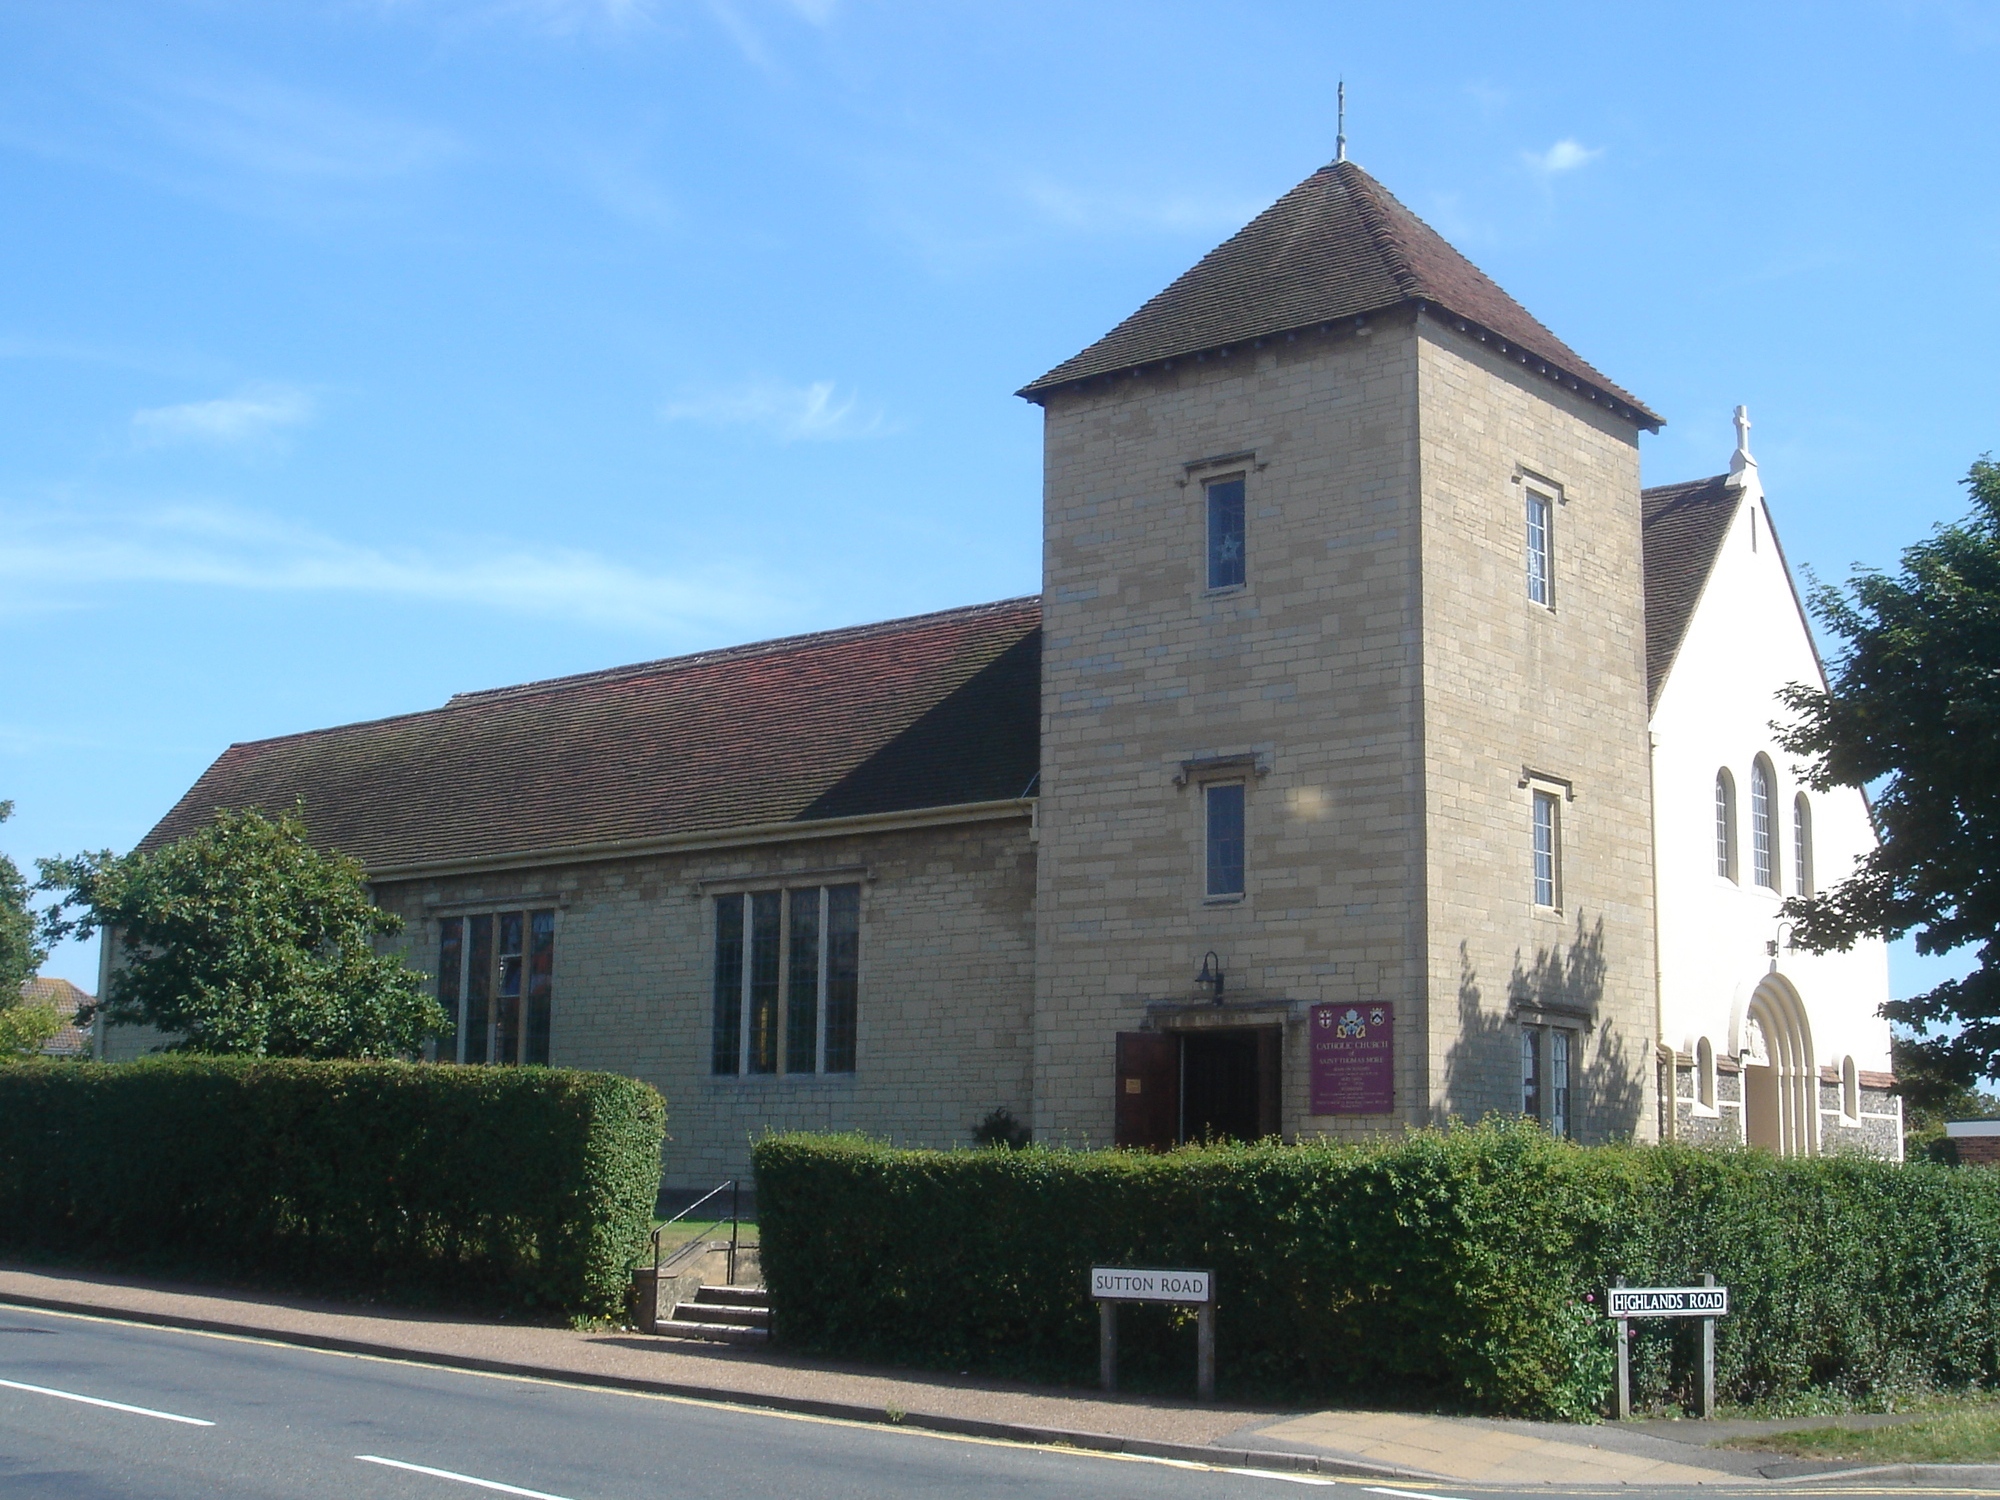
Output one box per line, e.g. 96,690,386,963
371,814,1036,1188
1414,319,1657,1143
1033,319,1429,1143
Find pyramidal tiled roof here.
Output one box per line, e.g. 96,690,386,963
1021,159,1661,429
1640,473,1741,708
141,598,1043,876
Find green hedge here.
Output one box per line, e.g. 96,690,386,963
754,1124,2000,1418
0,1058,665,1317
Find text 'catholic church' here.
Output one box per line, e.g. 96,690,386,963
123,156,1900,1178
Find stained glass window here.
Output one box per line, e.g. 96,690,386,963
1206,476,1246,590
435,908,556,1066
712,883,861,1077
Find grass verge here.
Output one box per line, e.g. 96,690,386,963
1721,1401,2000,1464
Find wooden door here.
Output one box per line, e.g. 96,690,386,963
1115,1031,1179,1150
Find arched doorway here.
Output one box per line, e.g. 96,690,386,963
1741,976,1816,1156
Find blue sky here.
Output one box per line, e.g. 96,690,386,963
3,0,1995,998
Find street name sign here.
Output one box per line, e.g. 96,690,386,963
1605,1285,1729,1319
1089,1267,1212,1303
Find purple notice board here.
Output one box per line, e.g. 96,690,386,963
1310,1002,1394,1114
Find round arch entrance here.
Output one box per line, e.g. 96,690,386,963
1742,975,1816,1156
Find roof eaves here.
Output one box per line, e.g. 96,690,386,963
1016,302,1406,402
1021,299,1664,431
1421,304,1664,432
363,797,1036,884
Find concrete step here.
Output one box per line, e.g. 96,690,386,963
692,1286,768,1308
652,1318,769,1346
674,1302,768,1330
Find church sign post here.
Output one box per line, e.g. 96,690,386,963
1309,1002,1393,1114
1607,1274,1728,1419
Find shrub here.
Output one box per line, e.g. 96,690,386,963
754,1123,2000,1418
0,1058,665,1317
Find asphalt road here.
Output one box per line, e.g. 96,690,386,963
0,1305,1986,1500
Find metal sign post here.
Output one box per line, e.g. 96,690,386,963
1089,1267,1216,1400
1606,1274,1729,1419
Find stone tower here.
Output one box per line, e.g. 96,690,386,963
1019,159,1661,1146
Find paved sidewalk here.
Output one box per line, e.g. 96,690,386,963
0,1262,1945,1487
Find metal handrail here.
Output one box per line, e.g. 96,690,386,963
649,1178,744,1286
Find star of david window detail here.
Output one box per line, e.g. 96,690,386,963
1206,476,1246,590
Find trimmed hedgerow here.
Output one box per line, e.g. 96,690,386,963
753,1123,2000,1419
0,1058,665,1317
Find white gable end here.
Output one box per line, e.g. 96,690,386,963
1649,448,1894,1154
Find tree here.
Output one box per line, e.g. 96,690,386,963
39,806,446,1059
1777,457,2000,1089
0,1000,62,1058
0,800,46,998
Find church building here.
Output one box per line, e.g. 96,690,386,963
116,156,1899,1178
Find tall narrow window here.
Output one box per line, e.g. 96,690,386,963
1522,1028,1542,1120
1532,790,1560,908
495,911,523,1067
747,890,782,1074
1548,1029,1571,1139
711,895,744,1075
1526,488,1554,606
785,888,821,1075
525,910,554,1065
1205,781,1246,897
436,917,462,1063
1793,795,1814,896
824,884,860,1074
465,914,493,1065
435,908,557,1066
1715,770,1738,881
712,883,860,1078
1842,1055,1860,1121
1696,1036,1716,1109
1751,756,1776,889
1206,475,1246,591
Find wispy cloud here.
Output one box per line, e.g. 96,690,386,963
132,75,460,184
0,503,780,635
1522,139,1605,176
0,66,461,227
662,379,890,441
132,386,316,447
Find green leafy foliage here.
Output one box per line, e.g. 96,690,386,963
755,1123,2000,1418
1777,458,2000,1085
0,1003,62,1057
38,806,445,1057
0,800,48,999
0,1058,666,1316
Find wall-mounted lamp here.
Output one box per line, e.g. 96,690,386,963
1766,920,1795,963
1195,951,1225,1006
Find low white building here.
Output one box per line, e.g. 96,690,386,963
1647,409,1898,1156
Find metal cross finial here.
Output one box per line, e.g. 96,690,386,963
1336,80,1347,163
1726,402,1763,500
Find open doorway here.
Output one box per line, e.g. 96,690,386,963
1115,1027,1280,1148
1741,979,1816,1156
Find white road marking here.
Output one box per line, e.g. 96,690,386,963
1363,1487,1471,1500
1219,1467,1341,1486
0,1375,214,1426
356,1454,578,1500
